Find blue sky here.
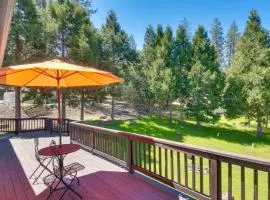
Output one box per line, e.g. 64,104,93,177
91,0,270,49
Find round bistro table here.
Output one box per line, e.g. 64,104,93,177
39,144,80,157
39,144,82,199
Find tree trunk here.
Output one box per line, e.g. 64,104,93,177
169,100,173,123
148,100,152,114
111,96,115,120
61,29,65,58
15,87,21,119
80,92,85,121
266,114,269,129
179,98,185,121
256,111,263,137
266,102,269,128
196,115,200,127
158,105,162,118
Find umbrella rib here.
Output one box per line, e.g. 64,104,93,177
95,72,122,80
22,68,49,87
60,71,78,79
0,69,29,77
77,71,104,85
31,69,56,79
59,71,68,79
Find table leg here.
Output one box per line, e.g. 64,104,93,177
48,155,82,199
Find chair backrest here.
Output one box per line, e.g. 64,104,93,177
34,137,40,161
49,140,59,172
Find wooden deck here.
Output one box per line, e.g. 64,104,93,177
0,131,183,200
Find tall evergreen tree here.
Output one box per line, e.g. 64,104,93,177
210,18,224,69
4,0,47,119
171,23,192,120
100,10,137,119
155,24,164,47
188,25,223,125
225,21,240,66
4,0,47,65
145,25,173,116
65,0,100,120
224,9,270,137
144,25,156,48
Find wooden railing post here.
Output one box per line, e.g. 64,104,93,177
15,119,19,135
45,118,52,133
92,131,96,154
128,136,134,173
66,119,70,135
210,156,222,200
44,118,48,132
51,119,53,133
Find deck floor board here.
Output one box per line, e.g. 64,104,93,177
0,132,180,200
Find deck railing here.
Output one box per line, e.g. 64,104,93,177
69,122,270,200
0,117,70,134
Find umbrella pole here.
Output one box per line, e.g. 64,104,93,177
57,79,62,146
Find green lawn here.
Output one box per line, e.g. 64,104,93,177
92,115,270,159
85,115,270,199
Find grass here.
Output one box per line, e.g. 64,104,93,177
85,115,270,199
89,115,270,159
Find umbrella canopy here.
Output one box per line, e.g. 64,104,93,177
0,59,123,145
0,59,122,87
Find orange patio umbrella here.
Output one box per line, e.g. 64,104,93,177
0,59,123,145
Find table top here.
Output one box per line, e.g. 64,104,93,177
38,144,80,156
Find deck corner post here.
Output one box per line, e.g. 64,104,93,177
210,156,222,200
128,135,134,173
15,118,19,135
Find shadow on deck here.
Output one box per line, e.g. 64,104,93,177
0,132,188,200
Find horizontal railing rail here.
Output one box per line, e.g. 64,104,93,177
49,118,70,133
69,122,270,200
0,117,70,134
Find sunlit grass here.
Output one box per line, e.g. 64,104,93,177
88,115,270,159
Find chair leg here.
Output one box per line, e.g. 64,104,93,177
29,163,43,179
33,158,53,184
29,157,49,179
46,179,60,200
76,176,80,185
60,178,76,200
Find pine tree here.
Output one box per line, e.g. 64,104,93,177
144,25,156,48
224,9,270,137
188,25,223,125
225,21,240,66
4,0,47,65
65,0,99,120
210,18,224,69
4,0,47,119
100,10,137,119
154,24,164,47
171,23,192,120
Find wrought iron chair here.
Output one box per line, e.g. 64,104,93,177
29,137,53,184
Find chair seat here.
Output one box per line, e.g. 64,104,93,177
54,162,85,177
